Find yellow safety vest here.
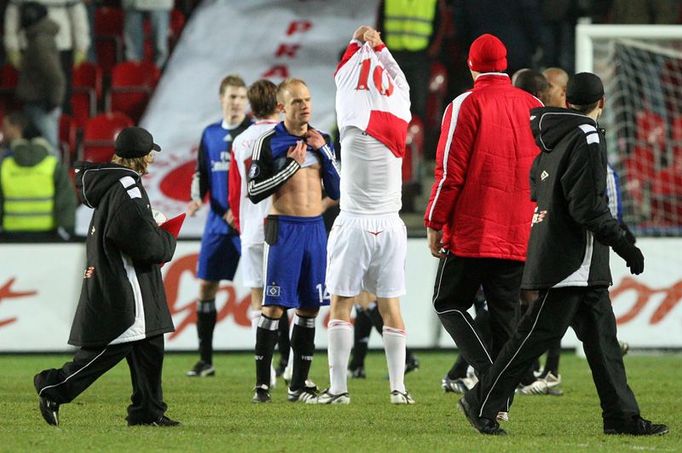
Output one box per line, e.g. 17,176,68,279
384,0,438,52
1,155,57,231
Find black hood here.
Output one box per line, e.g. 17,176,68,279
530,107,598,153
75,161,140,208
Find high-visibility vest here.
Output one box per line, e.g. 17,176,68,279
383,0,438,52
1,155,57,231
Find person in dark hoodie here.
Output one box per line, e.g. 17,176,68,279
33,127,180,428
458,73,668,436
16,1,65,152
0,111,76,241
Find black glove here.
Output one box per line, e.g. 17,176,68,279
612,237,644,275
620,222,636,244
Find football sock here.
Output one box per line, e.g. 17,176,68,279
277,311,291,366
255,314,279,387
328,319,353,394
290,315,316,391
197,299,216,364
383,326,407,393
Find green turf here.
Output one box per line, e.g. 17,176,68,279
1,351,679,452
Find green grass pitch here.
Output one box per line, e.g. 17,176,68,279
1,351,679,452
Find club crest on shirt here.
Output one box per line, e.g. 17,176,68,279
249,164,260,179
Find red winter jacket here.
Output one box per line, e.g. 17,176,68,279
424,73,542,261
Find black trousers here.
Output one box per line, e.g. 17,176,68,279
34,334,168,424
433,255,522,377
465,286,640,427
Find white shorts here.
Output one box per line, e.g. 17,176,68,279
326,212,406,298
241,242,264,288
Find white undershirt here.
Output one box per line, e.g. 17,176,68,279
340,126,402,215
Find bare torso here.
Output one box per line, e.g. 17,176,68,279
270,164,323,216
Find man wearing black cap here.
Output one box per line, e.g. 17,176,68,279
458,73,669,436
33,127,181,427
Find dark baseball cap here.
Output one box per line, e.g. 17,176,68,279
566,72,604,105
114,127,161,158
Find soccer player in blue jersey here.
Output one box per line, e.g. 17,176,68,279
248,78,340,403
186,74,254,377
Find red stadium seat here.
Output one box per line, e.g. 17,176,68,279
82,112,133,162
95,6,124,37
635,110,665,149
71,62,104,127
650,165,682,225
107,61,160,122
0,64,21,112
170,9,186,42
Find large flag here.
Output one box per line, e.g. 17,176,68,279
76,0,378,237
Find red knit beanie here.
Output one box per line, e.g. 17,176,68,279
467,34,508,72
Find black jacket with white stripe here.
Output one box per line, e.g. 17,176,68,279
521,107,629,290
69,162,176,347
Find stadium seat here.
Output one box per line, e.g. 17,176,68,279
71,62,104,127
650,164,682,226
107,61,160,122
94,7,125,73
82,112,133,163
0,64,21,112
170,9,187,45
635,110,665,149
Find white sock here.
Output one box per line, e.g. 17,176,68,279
383,326,406,393
327,319,353,395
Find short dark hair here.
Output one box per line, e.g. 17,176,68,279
567,100,600,114
219,74,246,95
248,79,278,118
513,69,548,99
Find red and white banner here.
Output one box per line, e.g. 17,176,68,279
1,239,681,351
75,0,379,237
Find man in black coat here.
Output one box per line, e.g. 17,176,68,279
457,73,669,436
33,127,180,427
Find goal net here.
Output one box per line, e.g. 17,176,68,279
576,25,682,235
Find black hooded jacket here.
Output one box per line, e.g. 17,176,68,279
521,107,629,290
68,162,176,347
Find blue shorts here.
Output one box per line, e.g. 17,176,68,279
262,215,329,309
196,232,241,281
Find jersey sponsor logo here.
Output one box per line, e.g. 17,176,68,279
541,170,549,181
266,285,281,297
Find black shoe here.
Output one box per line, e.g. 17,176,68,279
348,366,366,379
186,360,215,377
128,415,180,427
604,417,669,436
405,355,420,374
38,396,60,426
458,398,506,435
252,385,272,403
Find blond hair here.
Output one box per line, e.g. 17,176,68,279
112,154,151,175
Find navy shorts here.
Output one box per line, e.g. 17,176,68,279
262,215,329,309
196,232,241,281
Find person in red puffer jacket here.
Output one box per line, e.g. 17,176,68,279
423,33,541,426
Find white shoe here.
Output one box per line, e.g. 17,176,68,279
544,372,561,388
390,390,415,404
518,378,549,395
496,411,509,422
316,389,350,405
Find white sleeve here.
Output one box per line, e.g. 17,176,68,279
4,2,20,52
375,47,410,93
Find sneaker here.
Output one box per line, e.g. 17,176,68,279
544,372,562,388
390,390,415,404
405,355,420,374
458,398,506,436
185,360,215,377
316,389,351,405
348,366,366,379
128,415,181,427
441,375,469,393
604,417,669,436
38,396,59,426
252,385,271,403
496,411,509,422
288,384,319,403
518,378,549,395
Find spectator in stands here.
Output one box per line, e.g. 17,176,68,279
14,1,65,152
4,0,91,114
0,111,76,241
123,0,173,68
451,0,544,75
376,0,447,121
608,0,681,24
1,110,29,156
